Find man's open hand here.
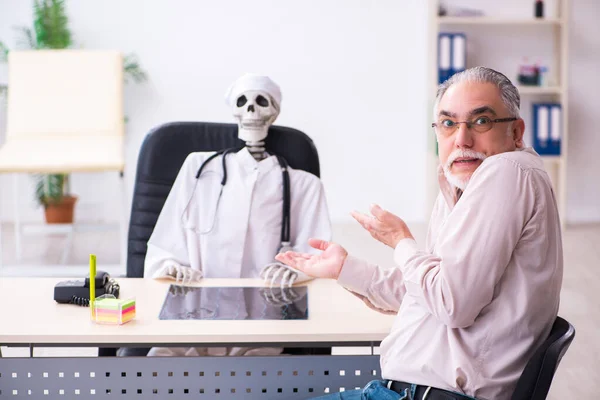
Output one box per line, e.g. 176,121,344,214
351,204,414,248
275,238,348,280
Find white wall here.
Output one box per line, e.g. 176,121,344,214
565,0,600,223
1,0,598,227
0,0,429,227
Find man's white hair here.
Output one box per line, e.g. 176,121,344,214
433,67,521,120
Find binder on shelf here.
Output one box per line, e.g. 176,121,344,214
451,33,466,76
550,106,561,142
438,33,466,84
532,103,561,156
438,33,452,84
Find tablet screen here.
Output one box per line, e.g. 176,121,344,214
158,285,308,321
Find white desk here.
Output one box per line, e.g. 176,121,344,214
0,278,392,399
0,277,394,347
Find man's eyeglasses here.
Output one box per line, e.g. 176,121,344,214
431,116,517,136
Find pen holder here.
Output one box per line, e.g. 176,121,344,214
94,294,136,325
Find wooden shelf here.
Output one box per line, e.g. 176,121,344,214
517,86,563,95
437,17,563,25
540,156,563,163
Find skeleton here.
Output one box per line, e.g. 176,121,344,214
159,74,310,288
231,81,306,287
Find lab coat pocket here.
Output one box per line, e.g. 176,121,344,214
181,172,222,235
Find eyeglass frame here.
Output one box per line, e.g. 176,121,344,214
431,116,518,134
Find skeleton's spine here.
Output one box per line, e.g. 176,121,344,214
246,141,266,161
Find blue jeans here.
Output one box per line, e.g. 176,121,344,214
312,380,412,400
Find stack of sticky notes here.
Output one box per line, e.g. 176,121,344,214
94,295,136,325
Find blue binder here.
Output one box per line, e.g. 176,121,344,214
532,103,561,156
438,33,466,84
438,33,452,84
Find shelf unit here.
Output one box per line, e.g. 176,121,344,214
517,85,563,95
426,0,570,226
435,16,563,26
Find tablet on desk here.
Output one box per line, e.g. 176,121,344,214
158,285,308,321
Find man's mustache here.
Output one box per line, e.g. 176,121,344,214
445,150,487,169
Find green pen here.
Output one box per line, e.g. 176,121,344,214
90,254,96,320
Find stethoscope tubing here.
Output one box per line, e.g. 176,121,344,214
191,148,291,245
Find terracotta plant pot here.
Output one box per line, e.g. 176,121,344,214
44,195,78,224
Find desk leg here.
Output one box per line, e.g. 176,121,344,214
13,174,22,263
119,171,127,270
0,192,3,268
59,229,74,265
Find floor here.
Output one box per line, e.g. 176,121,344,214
0,221,598,399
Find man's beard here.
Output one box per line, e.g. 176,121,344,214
443,149,487,190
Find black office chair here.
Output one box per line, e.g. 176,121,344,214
99,121,328,357
511,316,575,400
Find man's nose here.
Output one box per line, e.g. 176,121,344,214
454,123,474,148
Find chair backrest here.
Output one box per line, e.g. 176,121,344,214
126,121,321,277
511,316,575,400
0,50,124,173
7,50,124,140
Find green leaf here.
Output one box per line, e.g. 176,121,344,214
33,173,68,205
0,41,8,62
124,53,148,84
13,26,38,49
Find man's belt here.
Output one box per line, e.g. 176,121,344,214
386,380,475,400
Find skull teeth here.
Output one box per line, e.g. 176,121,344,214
242,120,267,128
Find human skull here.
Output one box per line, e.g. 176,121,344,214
232,90,280,143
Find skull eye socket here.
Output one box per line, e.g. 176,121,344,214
236,95,247,107
256,95,269,107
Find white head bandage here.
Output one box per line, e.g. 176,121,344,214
226,74,282,143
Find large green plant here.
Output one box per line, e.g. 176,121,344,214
0,0,146,206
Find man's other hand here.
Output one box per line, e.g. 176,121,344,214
351,204,414,248
275,238,348,280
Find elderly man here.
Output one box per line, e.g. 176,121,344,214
276,67,563,400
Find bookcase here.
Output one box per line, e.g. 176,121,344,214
426,0,570,227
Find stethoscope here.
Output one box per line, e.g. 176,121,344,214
183,147,291,249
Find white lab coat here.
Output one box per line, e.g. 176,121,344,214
145,147,331,279
144,147,331,357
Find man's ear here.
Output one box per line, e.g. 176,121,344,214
513,118,526,148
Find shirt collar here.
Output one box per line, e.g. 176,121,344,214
235,146,279,173
438,164,460,209
437,147,536,209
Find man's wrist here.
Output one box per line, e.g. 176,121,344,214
392,231,414,248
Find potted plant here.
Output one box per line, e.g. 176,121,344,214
34,173,77,223
0,0,146,224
